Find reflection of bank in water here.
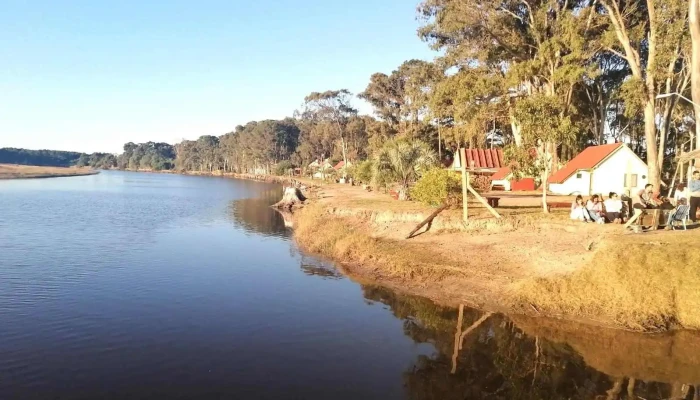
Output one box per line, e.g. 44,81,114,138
273,208,295,229
227,188,289,237
361,285,700,400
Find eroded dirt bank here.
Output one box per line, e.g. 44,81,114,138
291,183,700,332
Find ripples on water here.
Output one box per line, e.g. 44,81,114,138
0,171,698,399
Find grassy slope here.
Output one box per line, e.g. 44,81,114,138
513,232,700,331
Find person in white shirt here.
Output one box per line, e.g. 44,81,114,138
673,183,688,206
604,192,623,223
570,195,591,222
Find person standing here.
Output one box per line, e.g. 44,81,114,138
690,170,700,223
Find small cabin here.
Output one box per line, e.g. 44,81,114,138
548,143,648,196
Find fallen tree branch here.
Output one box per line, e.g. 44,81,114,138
406,203,448,239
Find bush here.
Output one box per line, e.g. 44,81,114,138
471,175,492,193
410,168,462,207
355,160,373,183
274,160,294,176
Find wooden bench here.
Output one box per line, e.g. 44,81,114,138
546,201,571,212
486,197,500,208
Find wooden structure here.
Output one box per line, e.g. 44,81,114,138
667,149,700,196
461,163,501,222
450,148,505,174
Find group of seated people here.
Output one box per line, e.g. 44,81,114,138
570,182,692,229
570,193,625,224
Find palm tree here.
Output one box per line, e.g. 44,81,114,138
373,139,437,200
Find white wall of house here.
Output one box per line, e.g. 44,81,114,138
550,170,591,195
591,146,648,196
549,146,648,196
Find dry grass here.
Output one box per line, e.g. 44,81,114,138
0,164,97,179
512,232,700,331
294,203,465,281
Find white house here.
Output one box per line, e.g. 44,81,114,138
308,158,333,179
548,143,648,196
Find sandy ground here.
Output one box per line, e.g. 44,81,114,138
0,164,98,179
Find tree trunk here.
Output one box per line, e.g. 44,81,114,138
644,100,661,188
273,187,307,210
691,0,700,155
542,164,550,213
510,119,523,147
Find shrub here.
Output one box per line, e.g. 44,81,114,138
410,168,462,207
355,160,373,183
471,175,492,193
274,160,294,176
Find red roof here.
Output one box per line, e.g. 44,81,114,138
333,160,346,170
491,167,511,180
548,143,623,184
455,148,504,170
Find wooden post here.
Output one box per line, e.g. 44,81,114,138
462,167,469,223
467,185,502,219
668,163,680,198
451,304,464,374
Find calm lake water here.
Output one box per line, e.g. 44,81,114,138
1,170,699,400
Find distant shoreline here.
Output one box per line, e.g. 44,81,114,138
0,164,99,180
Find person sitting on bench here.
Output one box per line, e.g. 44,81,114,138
625,184,657,229
673,183,688,206
604,192,623,223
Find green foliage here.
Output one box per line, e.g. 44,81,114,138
0,148,116,169
354,160,374,183
274,160,294,176
410,168,462,207
504,144,542,182
373,139,438,195
118,142,175,171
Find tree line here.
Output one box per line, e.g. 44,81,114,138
117,0,696,190
0,148,116,169
6,0,697,190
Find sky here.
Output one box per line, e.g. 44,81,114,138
0,0,436,153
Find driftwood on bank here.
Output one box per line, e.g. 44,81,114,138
406,203,448,239
272,187,307,211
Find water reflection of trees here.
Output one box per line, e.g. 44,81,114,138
361,285,700,400
227,189,288,237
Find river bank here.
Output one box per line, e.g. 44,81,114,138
0,164,98,179
117,169,700,331
290,181,700,332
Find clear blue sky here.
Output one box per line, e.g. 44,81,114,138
0,0,435,153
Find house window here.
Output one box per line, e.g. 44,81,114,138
576,173,582,179
624,174,639,188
